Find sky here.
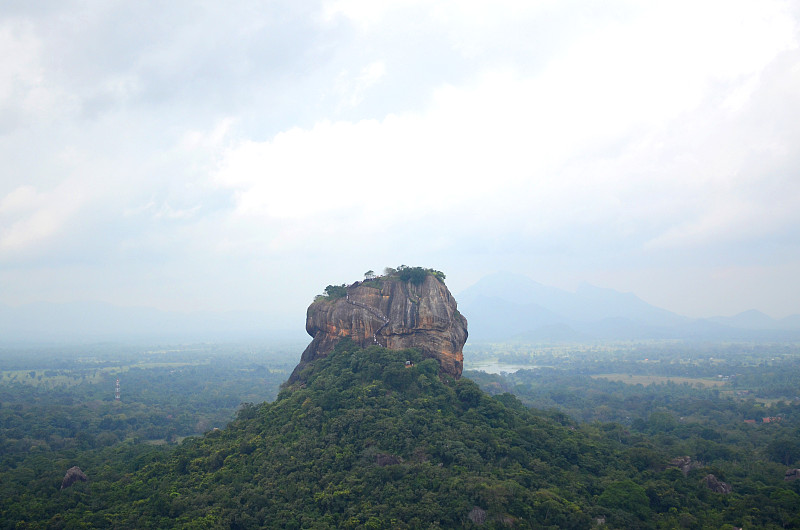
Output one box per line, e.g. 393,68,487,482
1,0,799,327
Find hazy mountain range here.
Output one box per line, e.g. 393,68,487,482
2,272,798,344
457,272,800,342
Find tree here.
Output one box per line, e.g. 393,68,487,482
397,266,427,285
765,436,800,466
598,480,650,520
364,270,375,280
323,284,348,299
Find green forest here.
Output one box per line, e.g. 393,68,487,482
1,340,800,528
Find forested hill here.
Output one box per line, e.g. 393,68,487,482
16,340,797,529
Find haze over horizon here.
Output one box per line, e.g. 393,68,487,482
2,1,800,325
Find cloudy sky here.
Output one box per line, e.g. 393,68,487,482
1,0,799,327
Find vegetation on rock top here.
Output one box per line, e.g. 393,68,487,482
316,266,447,301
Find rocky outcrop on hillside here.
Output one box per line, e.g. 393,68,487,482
468,507,488,525
61,466,87,490
669,456,702,476
290,271,467,382
702,474,732,494
375,453,403,467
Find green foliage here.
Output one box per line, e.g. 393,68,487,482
598,480,651,520
765,436,800,466
467,342,800,529
319,284,348,300
0,345,292,528
392,265,446,285
3,343,634,527
396,265,428,285
5,341,800,528
313,266,447,302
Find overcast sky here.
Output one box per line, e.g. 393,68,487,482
1,0,799,326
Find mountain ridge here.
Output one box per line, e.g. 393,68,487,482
457,272,800,342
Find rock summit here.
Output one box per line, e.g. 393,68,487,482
290,267,468,382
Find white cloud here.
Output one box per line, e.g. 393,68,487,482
324,0,557,31
213,0,800,255
1,0,800,318
180,118,236,152
334,60,386,110
0,18,60,121
0,185,39,215
0,183,86,254
323,0,419,27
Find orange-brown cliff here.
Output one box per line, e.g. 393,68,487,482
289,271,468,382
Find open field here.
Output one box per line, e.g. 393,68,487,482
465,359,545,374
0,361,208,388
591,373,728,388
0,369,105,387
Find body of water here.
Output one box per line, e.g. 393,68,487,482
464,362,540,375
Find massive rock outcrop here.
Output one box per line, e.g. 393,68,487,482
290,271,467,382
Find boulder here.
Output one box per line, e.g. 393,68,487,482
468,506,488,525
785,468,800,481
702,474,731,494
375,453,403,467
669,456,701,476
60,466,87,490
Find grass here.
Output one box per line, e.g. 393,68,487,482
0,369,104,387
591,374,727,388
0,361,208,388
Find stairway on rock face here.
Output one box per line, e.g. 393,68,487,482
373,320,390,346
346,296,389,345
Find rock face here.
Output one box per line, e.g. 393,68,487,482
702,474,732,494
669,456,702,476
60,466,87,490
290,273,467,381
375,453,403,467
468,507,488,525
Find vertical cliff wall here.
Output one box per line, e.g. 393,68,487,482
289,273,468,382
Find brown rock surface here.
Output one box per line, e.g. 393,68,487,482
375,453,403,466
702,474,732,494
60,466,87,490
290,273,467,382
669,456,702,475
468,506,488,525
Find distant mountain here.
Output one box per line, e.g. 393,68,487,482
0,301,304,344
708,309,797,330
457,272,800,342
511,323,589,342
781,314,800,329
4,274,799,345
